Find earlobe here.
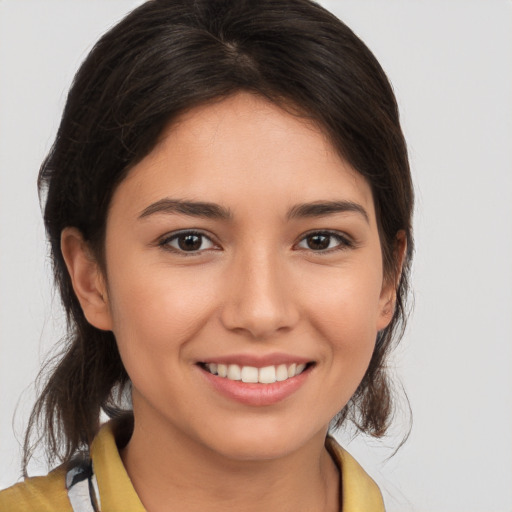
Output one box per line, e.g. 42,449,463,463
60,227,112,331
377,289,396,331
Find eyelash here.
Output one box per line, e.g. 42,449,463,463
158,230,354,255
158,230,219,255
295,230,354,253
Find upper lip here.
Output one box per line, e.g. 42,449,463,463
198,353,313,368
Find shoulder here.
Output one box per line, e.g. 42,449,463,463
0,466,72,512
326,436,386,512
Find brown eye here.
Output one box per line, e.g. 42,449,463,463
177,234,202,251
306,234,331,250
296,231,352,252
161,231,216,253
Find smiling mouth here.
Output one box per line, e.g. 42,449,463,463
199,362,314,384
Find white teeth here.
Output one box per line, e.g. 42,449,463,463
241,366,259,383
296,363,306,375
217,364,228,377
227,364,242,380
204,362,309,384
276,364,288,382
258,366,276,384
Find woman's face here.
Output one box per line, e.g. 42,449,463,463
97,93,395,460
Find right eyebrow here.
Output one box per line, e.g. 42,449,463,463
286,200,369,224
138,198,233,220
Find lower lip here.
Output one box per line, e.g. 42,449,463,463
198,365,312,406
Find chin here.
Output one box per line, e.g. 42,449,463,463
194,417,327,463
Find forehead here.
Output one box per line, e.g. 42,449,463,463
110,92,376,223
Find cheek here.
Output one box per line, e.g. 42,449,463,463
305,263,384,340
301,264,383,387
105,261,218,363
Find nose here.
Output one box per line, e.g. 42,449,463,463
219,249,300,340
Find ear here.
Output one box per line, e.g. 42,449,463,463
61,227,113,331
377,231,407,331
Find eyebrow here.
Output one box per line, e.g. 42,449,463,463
286,200,369,223
138,199,232,220
138,198,369,224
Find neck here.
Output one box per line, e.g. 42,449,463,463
121,413,340,512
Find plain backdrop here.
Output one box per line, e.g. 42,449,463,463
1,1,511,511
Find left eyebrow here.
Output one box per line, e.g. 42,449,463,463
138,198,233,220
286,200,369,224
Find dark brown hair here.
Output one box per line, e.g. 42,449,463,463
24,0,413,473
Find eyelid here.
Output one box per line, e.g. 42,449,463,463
294,230,355,252
157,229,220,254
155,228,355,255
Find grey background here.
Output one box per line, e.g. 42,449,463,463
1,1,511,510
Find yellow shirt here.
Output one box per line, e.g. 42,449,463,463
0,423,385,511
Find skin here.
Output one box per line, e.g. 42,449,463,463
62,92,398,512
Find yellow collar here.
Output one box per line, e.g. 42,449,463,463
326,436,385,512
91,420,146,511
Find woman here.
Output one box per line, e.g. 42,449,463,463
0,0,413,510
